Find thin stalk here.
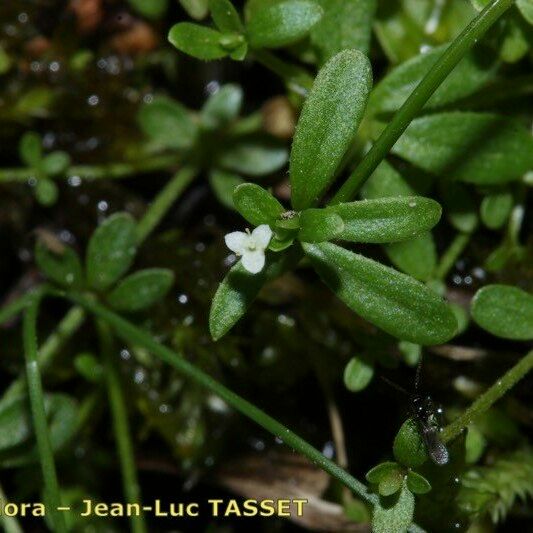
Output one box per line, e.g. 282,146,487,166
434,232,472,280
0,482,23,533
331,0,515,204
22,291,67,533
442,350,533,443
0,154,180,183
97,320,147,533
0,292,34,325
136,166,196,242
253,50,313,97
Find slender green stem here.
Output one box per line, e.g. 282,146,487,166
22,290,67,533
253,49,313,97
0,483,23,533
97,320,147,533
434,232,472,280
136,166,196,242
0,292,33,325
331,0,515,204
0,154,180,182
442,350,533,443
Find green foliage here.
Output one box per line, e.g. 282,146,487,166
303,242,457,345
480,191,513,230
406,471,431,494
201,84,243,129
209,0,243,32
209,170,244,208
394,419,427,468
180,0,209,19
471,285,533,340
372,480,415,533
168,23,232,60
290,50,372,209
343,354,374,392
298,208,344,242
127,0,168,19
233,183,285,226
35,241,83,289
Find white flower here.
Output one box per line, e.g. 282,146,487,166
225,224,273,274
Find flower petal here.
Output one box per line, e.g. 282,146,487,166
225,231,248,254
251,224,273,249
242,250,266,274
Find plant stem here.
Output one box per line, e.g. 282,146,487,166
22,290,67,533
434,232,472,280
331,0,515,204
0,483,23,533
0,292,34,325
0,154,180,182
65,292,376,505
253,50,314,97
97,320,147,533
442,350,533,443
136,166,196,242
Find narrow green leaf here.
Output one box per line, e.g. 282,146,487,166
303,242,457,345
310,0,376,63
107,269,174,312
290,50,372,209
209,248,300,340
366,461,400,484
233,183,284,225
138,96,198,149
179,0,209,19
201,84,243,129
19,132,42,167
0,395,32,451
209,170,244,209
480,191,513,230
74,353,104,384
210,0,243,32
406,471,431,495
219,137,288,176
298,208,344,242
344,355,374,392
368,45,495,115
35,240,83,289
128,0,168,19
86,213,138,291
34,178,58,206
41,151,71,176
372,481,415,533
471,285,533,340
361,161,418,199
331,196,441,243
168,23,229,60
465,426,486,464
393,419,427,468
246,0,323,49
385,233,437,282
392,113,533,185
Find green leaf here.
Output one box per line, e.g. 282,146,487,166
406,471,431,494
343,355,374,392
392,113,533,185
233,183,284,225
480,192,513,230
138,96,198,149
179,0,209,19
385,233,437,282
517,0,533,24
246,0,323,49
74,353,104,384
372,481,415,533
19,132,42,167
393,418,427,468
368,45,495,115
107,269,174,312
298,208,344,242
127,0,168,19
209,248,300,340
471,285,533,341
35,240,83,289
209,170,245,209
210,0,243,32
302,242,457,345
86,213,138,291
168,23,229,60
379,468,404,497
366,462,400,484
34,178,59,206
41,151,71,176
290,50,372,209
440,182,478,233
0,395,32,451
201,84,243,129
465,425,486,464
219,138,288,176
331,196,441,243
0,46,12,74
310,0,376,63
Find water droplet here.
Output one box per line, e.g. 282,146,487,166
409,200,417,208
